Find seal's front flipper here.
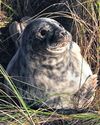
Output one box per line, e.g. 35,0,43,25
73,74,98,109
9,16,31,48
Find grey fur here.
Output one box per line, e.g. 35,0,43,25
6,18,97,109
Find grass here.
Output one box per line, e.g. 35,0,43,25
0,0,100,124
0,0,16,28
0,63,100,125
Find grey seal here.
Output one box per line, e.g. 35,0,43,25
6,18,97,109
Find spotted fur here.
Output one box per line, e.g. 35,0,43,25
6,18,97,109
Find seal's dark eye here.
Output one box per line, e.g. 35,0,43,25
40,29,47,36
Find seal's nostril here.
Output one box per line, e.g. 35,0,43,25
59,31,66,37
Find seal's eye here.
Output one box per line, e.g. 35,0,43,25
40,29,47,36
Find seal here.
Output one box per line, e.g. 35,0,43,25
6,18,97,109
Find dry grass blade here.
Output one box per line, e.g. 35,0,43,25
0,65,35,125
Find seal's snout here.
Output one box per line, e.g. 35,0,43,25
55,29,66,39
59,31,66,37
54,29,68,45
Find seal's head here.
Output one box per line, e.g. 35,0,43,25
22,18,72,54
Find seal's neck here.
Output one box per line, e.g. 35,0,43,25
20,42,72,66
30,51,67,66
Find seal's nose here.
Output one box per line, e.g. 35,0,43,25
59,31,66,37
55,29,66,38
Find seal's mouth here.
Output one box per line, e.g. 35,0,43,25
47,33,70,54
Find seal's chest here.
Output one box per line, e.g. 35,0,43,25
33,63,80,95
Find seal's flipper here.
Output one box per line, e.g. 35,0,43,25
73,74,98,109
9,16,31,48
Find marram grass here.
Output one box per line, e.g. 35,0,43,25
0,66,100,124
